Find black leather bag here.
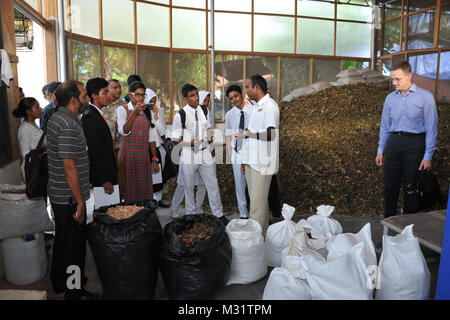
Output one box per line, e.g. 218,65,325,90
24,133,48,198
405,170,443,213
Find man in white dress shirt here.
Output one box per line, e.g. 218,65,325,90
171,84,229,226
239,75,280,235
225,85,254,219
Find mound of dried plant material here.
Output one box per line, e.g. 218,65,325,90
106,205,144,220
177,219,215,247
164,83,449,217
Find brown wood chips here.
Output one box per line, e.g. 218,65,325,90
177,220,215,247
106,205,144,220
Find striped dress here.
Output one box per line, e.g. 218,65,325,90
117,104,153,202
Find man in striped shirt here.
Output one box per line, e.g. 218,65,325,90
47,80,99,300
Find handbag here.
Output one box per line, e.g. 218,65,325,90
162,138,179,183
405,170,443,213
24,132,48,198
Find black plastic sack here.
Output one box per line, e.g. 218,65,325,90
87,199,162,300
160,214,232,300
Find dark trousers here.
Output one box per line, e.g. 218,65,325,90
245,174,281,218
384,134,425,218
50,202,87,296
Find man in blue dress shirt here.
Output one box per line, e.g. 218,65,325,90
375,61,438,218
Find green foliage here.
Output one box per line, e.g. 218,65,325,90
72,40,100,84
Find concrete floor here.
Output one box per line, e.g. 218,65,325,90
0,193,443,300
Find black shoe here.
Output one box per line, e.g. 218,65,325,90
158,200,171,208
240,216,249,219
65,289,103,300
219,215,230,226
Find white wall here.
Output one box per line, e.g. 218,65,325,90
16,21,48,110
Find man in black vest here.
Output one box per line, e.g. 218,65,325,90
82,78,118,196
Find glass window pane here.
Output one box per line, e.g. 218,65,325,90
343,60,369,70
383,19,401,56
173,53,207,114
254,15,294,53
70,0,99,38
214,55,246,122
313,59,340,83
215,0,252,12
437,51,450,102
102,0,134,43
137,3,170,47
408,52,438,95
173,9,206,49
143,0,169,4
280,57,310,100
214,13,251,51
384,0,402,20
439,6,450,48
72,40,101,84
408,0,436,13
246,56,278,100
297,18,333,55
298,0,335,19
254,0,295,15
173,0,205,9
336,22,371,58
407,10,436,50
382,59,391,76
24,0,38,11
138,49,171,120
104,46,135,98
337,1,372,21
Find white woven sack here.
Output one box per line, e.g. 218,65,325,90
375,224,431,300
265,204,297,267
326,223,377,269
225,218,267,285
0,184,54,240
306,205,342,240
262,266,311,300
300,242,373,300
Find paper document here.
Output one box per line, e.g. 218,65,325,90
94,184,120,209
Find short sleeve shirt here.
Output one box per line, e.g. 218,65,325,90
46,107,90,205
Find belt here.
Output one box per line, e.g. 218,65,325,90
391,131,425,136
191,146,208,152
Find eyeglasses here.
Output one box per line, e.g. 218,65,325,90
131,92,146,98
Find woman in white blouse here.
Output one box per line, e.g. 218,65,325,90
12,97,45,181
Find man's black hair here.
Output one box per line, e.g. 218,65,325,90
42,84,50,95
127,74,142,86
128,81,146,93
54,80,82,107
226,84,242,97
86,77,108,101
181,84,198,98
108,79,120,86
48,81,62,94
250,74,268,94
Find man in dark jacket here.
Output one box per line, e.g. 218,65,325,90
82,78,118,196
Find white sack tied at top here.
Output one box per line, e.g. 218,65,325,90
263,254,312,301
306,205,343,240
326,223,377,269
265,203,297,267
225,218,267,285
299,242,374,300
280,230,327,268
375,224,431,300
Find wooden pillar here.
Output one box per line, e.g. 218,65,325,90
0,0,21,161
43,0,58,82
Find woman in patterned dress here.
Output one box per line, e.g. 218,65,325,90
116,81,159,202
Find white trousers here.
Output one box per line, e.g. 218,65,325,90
232,163,248,218
170,183,206,213
181,161,223,217
245,165,272,235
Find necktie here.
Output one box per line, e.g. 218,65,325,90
235,110,245,152
194,110,199,139
102,114,107,123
